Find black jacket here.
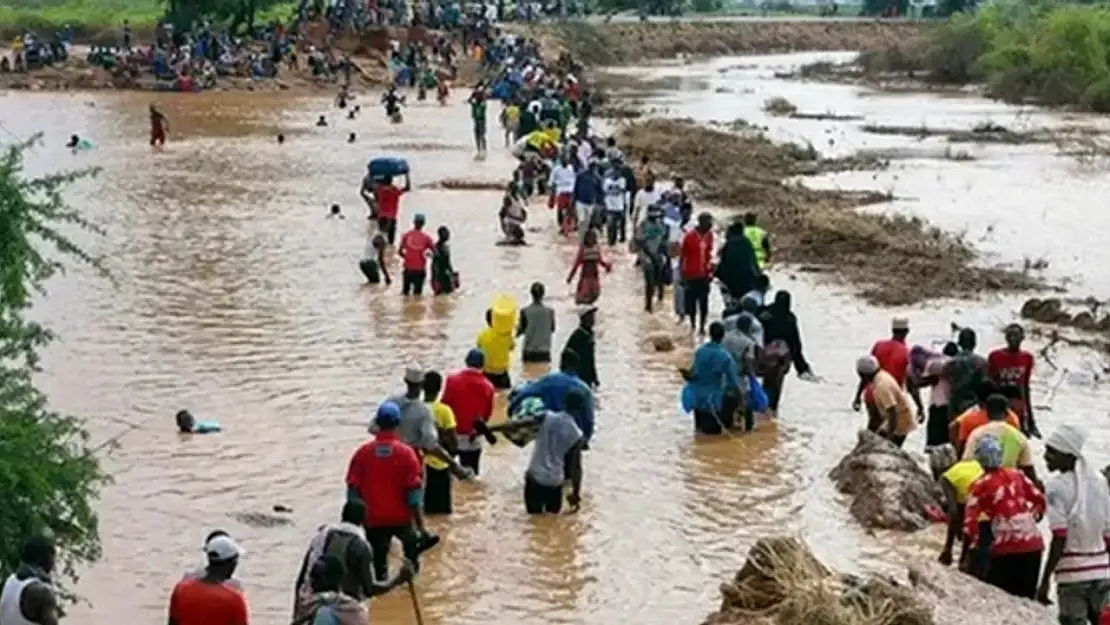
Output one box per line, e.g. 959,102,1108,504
715,224,761,298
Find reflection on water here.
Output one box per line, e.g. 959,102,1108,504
8,54,1110,625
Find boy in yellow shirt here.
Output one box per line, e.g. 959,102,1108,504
476,308,515,389
501,102,521,147
422,370,458,515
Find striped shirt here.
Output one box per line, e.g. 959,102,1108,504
1047,470,1110,584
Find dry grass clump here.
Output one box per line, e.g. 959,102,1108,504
616,118,1041,305
705,537,933,625
763,96,798,117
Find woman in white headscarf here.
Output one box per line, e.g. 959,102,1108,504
1037,423,1110,618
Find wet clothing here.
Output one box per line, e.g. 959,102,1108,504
563,326,599,389
570,245,609,305
431,240,457,295
293,522,374,606
518,302,556,361
1,566,54,625
300,592,366,625
510,370,595,443
947,350,988,417
686,341,742,423
526,411,583,488
169,578,249,625
715,226,760,298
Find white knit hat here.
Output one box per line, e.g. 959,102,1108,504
1046,423,1089,457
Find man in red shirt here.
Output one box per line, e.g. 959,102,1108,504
852,316,924,423
374,174,410,246
168,535,248,625
346,401,428,581
679,212,715,335
987,323,1040,438
441,348,496,474
398,213,435,296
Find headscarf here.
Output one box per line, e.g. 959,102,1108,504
909,345,935,379
973,434,1003,470
1046,424,1101,524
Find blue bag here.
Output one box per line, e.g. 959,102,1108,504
367,156,409,179
747,375,769,413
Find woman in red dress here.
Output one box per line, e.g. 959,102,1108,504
566,228,611,305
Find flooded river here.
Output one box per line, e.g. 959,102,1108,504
7,51,1110,625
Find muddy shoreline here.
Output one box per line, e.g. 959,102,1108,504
1,19,929,93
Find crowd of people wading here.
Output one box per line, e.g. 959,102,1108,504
4,10,1110,625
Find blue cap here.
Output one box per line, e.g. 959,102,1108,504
374,401,402,428
465,348,484,368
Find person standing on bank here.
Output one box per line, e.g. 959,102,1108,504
563,304,599,389
680,212,715,335
346,401,429,582
168,535,248,625
441,350,496,475
518,281,556,364
0,535,59,625
1038,424,1110,620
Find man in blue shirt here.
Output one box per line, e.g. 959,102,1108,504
508,350,595,447
682,321,743,435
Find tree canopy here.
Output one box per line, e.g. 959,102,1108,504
0,135,110,593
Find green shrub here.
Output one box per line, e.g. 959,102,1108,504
923,1,1110,111
0,136,110,595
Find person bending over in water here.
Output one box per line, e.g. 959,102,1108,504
328,204,344,219
382,86,405,122
499,194,527,245
566,228,611,305
316,115,328,127
359,233,390,286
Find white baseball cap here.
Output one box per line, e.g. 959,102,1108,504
205,535,243,562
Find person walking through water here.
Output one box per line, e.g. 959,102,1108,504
292,500,376,618
518,282,556,364
563,304,600,390
682,321,743,435
430,226,457,295
632,204,670,313
359,232,390,286
742,212,771,271
468,83,488,160
567,228,611,305
373,174,410,247
149,103,169,148
0,535,59,625
680,212,715,335
398,214,435,296
292,554,412,625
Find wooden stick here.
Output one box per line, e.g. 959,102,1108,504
407,581,425,625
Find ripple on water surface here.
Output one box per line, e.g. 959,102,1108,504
10,58,1110,625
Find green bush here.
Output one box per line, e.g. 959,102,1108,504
923,0,1110,110
0,136,110,594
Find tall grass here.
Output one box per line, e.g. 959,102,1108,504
920,0,1110,111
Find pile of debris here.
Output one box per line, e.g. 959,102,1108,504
703,536,1056,625
615,118,1041,305
1021,297,1110,333
829,430,944,531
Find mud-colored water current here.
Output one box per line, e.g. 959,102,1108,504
6,51,1110,625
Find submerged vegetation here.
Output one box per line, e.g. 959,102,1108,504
861,1,1110,112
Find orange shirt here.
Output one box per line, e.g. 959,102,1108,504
169,578,248,625
954,406,1021,447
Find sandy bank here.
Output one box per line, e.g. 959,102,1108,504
513,19,930,66
705,536,1055,625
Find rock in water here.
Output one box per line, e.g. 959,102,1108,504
649,334,675,352
828,430,944,531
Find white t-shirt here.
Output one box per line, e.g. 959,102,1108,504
602,176,627,213
577,142,593,167
1047,468,1110,584
634,188,661,215
549,164,576,195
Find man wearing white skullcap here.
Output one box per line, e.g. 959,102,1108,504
855,354,914,447
1037,423,1110,617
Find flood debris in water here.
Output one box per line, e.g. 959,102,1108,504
763,96,799,117
615,118,1041,305
702,535,1050,625
378,142,471,152
230,511,294,528
421,178,506,191
860,121,1051,145
828,430,944,531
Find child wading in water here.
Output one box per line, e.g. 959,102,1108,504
359,232,391,285
567,228,612,305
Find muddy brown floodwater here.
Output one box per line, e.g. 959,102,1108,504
8,52,1110,625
